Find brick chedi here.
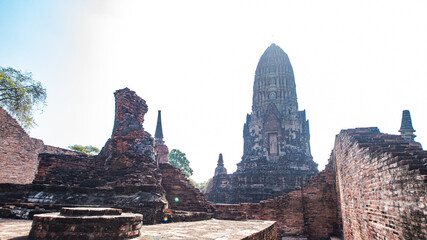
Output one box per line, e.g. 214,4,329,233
95,88,164,187
398,110,422,149
214,154,227,176
208,44,318,203
154,110,169,164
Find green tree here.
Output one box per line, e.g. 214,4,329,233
197,178,213,194
169,149,193,178
0,67,47,130
68,145,100,155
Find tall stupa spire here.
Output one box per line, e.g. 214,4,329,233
399,110,416,142
154,110,169,164
155,110,163,140
214,153,227,176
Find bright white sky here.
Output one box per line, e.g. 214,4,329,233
1,0,426,183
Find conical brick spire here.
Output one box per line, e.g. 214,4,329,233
252,43,298,117
214,153,227,176
154,110,169,164
155,110,163,139
399,110,416,141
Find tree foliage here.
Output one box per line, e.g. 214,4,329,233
68,145,100,155
196,178,213,194
0,67,47,130
169,149,193,178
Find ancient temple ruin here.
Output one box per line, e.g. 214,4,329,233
0,88,212,226
0,45,426,239
213,110,426,239
208,44,318,203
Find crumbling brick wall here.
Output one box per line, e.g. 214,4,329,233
159,163,212,212
32,153,95,186
212,159,340,239
0,108,77,184
1,89,169,224
334,127,427,240
29,88,163,189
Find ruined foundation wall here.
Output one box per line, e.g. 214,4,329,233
213,160,339,239
0,108,78,184
159,163,212,212
334,128,427,240
32,153,96,186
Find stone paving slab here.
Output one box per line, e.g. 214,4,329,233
139,219,276,240
0,218,275,240
0,219,31,240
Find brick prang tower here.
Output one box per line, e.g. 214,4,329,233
208,44,318,203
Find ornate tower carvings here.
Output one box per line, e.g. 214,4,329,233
252,43,298,117
208,44,318,204
242,44,313,163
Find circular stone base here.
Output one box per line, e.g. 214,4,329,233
29,207,142,240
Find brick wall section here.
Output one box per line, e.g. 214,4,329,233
32,154,95,186
159,163,212,212
212,159,340,239
302,159,341,239
334,127,427,240
0,108,78,184
213,191,305,238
